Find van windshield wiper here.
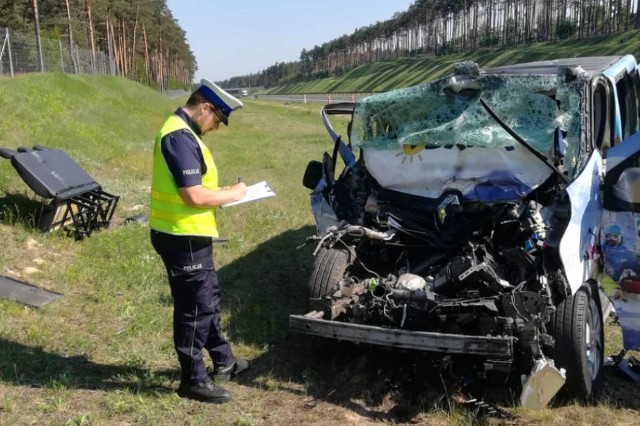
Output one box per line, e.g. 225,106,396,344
479,98,570,184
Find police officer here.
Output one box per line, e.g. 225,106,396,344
150,79,249,404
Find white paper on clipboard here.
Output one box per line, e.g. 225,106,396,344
220,181,276,208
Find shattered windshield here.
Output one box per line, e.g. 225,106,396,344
351,73,583,175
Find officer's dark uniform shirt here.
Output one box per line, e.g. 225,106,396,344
161,108,207,188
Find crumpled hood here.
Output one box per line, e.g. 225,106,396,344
362,143,553,202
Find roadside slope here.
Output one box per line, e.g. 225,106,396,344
265,29,640,94
0,73,177,197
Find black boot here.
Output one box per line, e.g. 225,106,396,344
213,358,250,383
177,378,230,403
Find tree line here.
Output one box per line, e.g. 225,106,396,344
220,0,640,89
0,0,195,89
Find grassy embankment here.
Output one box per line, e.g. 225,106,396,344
0,73,638,425
264,29,640,94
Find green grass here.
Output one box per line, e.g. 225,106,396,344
264,30,640,94
0,73,639,424
0,75,327,424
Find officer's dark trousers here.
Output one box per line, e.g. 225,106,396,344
150,230,234,384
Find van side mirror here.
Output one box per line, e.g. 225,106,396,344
303,160,323,190
612,167,640,211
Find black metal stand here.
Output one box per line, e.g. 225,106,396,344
38,189,119,239
2,145,120,239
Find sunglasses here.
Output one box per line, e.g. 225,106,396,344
208,104,224,122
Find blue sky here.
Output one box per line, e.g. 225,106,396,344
166,0,414,83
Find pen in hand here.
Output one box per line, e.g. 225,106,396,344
236,177,247,199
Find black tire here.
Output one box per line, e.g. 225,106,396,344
308,247,351,299
552,282,604,399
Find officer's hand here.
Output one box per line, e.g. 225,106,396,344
232,181,247,200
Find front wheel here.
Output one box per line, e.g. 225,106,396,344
308,247,351,299
552,282,604,399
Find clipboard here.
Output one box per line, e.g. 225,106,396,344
220,181,276,208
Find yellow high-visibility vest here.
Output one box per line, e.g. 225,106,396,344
149,114,219,237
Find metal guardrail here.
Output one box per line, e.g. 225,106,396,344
256,93,371,103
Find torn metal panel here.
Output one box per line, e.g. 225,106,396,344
0,275,62,307
520,358,566,409
617,355,640,382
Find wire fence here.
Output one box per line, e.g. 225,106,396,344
0,27,115,77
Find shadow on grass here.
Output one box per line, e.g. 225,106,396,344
219,225,316,347
0,338,177,395
0,192,45,229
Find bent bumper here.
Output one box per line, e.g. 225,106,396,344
289,314,514,358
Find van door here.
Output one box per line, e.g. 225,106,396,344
602,130,640,351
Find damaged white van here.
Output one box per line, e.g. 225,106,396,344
290,55,640,405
